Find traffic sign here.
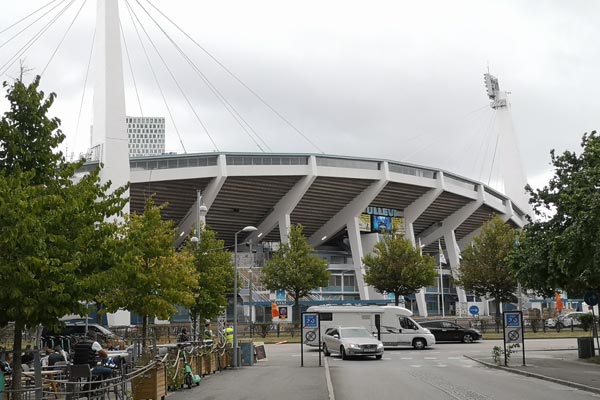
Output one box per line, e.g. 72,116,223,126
505,313,521,328
303,313,319,329
584,291,599,306
469,305,479,315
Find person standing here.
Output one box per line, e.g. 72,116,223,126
224,324,233,345
177,328,190,343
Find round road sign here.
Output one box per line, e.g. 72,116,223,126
305,330,316,342
584,291,599,306
508,330,520,341
469,305,480,315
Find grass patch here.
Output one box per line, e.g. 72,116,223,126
483,331,594,340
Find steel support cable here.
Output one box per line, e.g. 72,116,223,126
0,0,65,50
136,0,269,152
477,112,496,182
120,22,144,117
73,28,95,158
134,0,269,152
124,0,188,153
126,2,218,152
41,0,88,76
486,114,500,186
456,106,492,176
0,0,76,77
143,0,325,154
474,111,496,182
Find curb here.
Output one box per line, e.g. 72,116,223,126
324,356,335,400
463,355,600,395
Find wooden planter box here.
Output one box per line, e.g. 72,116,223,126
133,363,167,400
201,353,217,375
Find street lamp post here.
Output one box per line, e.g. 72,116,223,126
233,226,257,368
249,265,253,337
190,190,208,341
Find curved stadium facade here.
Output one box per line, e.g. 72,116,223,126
81,152,527,320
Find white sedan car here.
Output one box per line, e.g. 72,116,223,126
322,326,384,360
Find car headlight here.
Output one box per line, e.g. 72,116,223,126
423,328,431,334
377,343,384,349
348,343,360,349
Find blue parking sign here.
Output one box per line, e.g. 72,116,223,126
303,313,318,329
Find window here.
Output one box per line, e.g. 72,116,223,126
399,317,415,330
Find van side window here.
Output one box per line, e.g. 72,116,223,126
399,317,414,329
320,313,333,321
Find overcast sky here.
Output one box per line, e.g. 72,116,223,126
1,0,598,193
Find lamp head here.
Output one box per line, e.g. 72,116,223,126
242,226,258,233
199,205,208,216
190,236,199,244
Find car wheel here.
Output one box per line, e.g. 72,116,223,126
413,338,426,350
462,334,474,343
322,343,330,356
341,346,348,360
375,354,382,360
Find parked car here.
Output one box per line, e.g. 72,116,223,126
419,320,481,343
556,312,588,328
43,322,118,342
322,326,384,360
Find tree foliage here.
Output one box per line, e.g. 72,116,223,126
262,224,329,323
513,131,600,294
363,235,436,306
101,198,198,340
0,76,127,390
457,215,518,318
189,227,234,323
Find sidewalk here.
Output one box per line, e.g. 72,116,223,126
166,343,328,400
466,348,600,395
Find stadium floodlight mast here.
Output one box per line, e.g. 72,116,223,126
233,226,258,367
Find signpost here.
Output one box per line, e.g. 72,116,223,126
301,312,320,367
584,290,600,354
502,310,525,366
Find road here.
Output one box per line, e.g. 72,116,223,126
323,338,597,400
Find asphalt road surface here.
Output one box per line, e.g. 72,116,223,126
325,339,598,400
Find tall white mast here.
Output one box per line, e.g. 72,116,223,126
484,73,529,214
91,0,129,214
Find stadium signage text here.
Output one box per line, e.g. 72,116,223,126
365,207,401,217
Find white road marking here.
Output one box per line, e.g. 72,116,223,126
424,357,437,360
409,365,423,368
400,357,413,360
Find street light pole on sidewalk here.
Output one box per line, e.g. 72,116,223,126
233,225,257,368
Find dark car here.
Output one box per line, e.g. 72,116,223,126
419,320,481,343
43,322,118,343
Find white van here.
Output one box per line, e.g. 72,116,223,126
305,305,435,350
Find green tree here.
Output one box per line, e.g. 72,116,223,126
101,198,198,345
363,235,436,306
262,225,330,323
457,215,518,324
189,227,234,337
513,131,600,294
0,76,127,391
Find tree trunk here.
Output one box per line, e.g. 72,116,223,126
395,293,400,306
191,315,198,342
294,294,300,326
11,320,24,397
95,302,103,325
495,298,501,333
142,315,148,350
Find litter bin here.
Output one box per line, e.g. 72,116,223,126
577,337,595,359
239,340,254,366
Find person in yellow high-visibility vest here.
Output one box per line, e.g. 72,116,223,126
224,324,234,345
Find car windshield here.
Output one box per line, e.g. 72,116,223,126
340,328,372,338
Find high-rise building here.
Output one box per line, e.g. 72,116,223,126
126,116,165,157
